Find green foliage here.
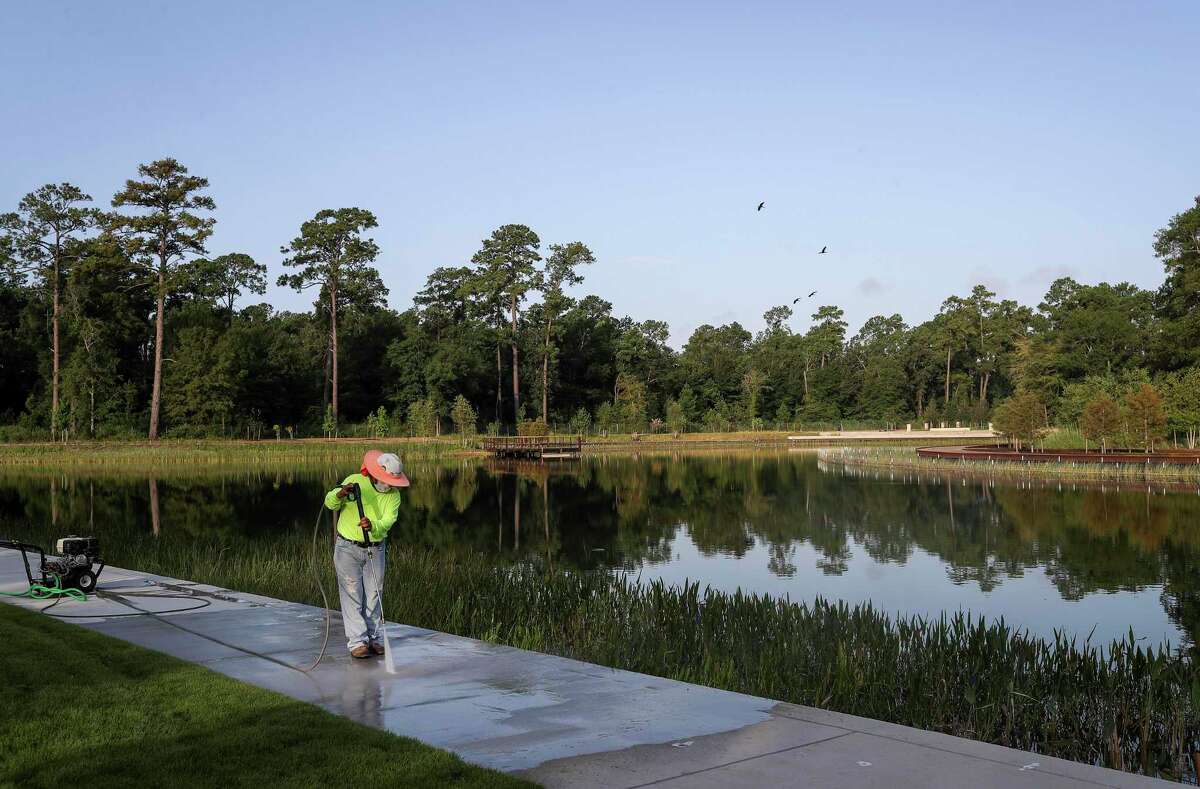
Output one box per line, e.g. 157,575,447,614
466,224,541,423
1124,383,1167,451
5,188,1200,442
664,398,686,433
614,372,647,432
365,406,390,438
450,395,477,437
992,391,1048,450
517,419,549,437
407,397,439,437
0,183,101,438
162,326,235,435
537,242,594,418
702,401,732,432
679,323,750,412
796,397,839,425
774,400,791,430
740,367,766,424
110,158,216,440
1153,196,1200,369
676,384,698,426
278,207,384,427
568,406,592,435
595,401,617,433
191,252,266,314
1080,394,1121,453
1160,368,1200,448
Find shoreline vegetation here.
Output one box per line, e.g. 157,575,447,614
821,446,1200,485
10,429,1200,484
6,525,1194,784
0,431,997,468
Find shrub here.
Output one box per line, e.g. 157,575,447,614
664,398,686,433
1125,383,1167,451
450,395,477,438
568,407,592,435
993,391,1048,450
517,419,549,437
406,398,438,437
1081,394,1121,453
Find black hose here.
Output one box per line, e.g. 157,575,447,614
301,500,334,671
34,501,336,674
44,592,213,618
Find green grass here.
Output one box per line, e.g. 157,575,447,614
0,602,532,789
16,525,1195,784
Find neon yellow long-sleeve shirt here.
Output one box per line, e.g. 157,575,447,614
324,473,401,543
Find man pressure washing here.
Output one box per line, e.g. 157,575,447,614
325,450,409,659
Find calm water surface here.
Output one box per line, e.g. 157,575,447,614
3,450,1198,648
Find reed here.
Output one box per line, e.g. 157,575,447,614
821,446,1200,485
0,439,472,471
20,523,1196,783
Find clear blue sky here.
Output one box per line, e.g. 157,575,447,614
2,1,1197,345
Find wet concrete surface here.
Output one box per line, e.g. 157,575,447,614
0,549,1174,787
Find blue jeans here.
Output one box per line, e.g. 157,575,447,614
333,539,386,651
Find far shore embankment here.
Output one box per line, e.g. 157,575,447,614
0,429,999,470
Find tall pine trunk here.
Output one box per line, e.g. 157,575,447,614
148,265,165,440
510,297,520,424
322,338,332,413
495,342,502,428
51,261,60,440
944,346,952,405
330,283,339,433
541,315,553,420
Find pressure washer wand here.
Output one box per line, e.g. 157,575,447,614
349,483,369,543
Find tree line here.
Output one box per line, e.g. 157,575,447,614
2,158,1198,443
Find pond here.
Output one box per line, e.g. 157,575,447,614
3,449,1198,649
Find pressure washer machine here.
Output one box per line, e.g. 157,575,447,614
0,535,105,594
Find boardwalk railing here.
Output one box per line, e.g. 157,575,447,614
481,435,584,459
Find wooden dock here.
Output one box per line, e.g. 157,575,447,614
482,436,583,460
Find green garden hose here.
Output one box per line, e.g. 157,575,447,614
0,575,87,603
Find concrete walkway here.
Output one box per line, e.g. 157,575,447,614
0,549,1171,788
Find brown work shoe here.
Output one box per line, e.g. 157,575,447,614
350,644,370,659
369,641,385,656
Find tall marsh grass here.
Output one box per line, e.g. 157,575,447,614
19,524,1198,783
822,446,1200,486
0,439,469,471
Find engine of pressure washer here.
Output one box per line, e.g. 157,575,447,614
44,535,101,593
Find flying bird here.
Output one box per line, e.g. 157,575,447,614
792,291,818,303
757,201,765,211
808,290,817,298
819,246,827,254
